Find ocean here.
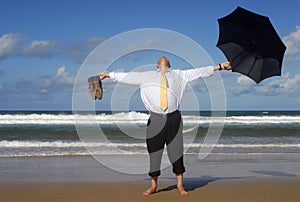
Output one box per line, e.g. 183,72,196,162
0,110,299,160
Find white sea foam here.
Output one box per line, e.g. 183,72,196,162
0,112,148,125
0,140,299,149
0,140,144,148
0,139,299,157
0,112,300,125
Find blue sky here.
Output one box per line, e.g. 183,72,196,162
0,0,299,111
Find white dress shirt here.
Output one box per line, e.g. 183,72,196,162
109,66,214,114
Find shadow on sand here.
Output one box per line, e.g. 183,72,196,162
157,175,253,193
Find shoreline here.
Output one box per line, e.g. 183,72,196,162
0,154,299,201
1,154,299,183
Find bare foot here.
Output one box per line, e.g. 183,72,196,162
143,187,157,196
177,185,189,196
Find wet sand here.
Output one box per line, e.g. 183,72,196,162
0,155,299,201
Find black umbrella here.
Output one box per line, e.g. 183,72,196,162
216,6,286,83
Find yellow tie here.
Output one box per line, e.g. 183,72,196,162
160,71,169,111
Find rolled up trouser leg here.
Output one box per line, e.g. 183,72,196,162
146,115,167,177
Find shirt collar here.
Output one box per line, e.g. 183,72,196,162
156,68,172,73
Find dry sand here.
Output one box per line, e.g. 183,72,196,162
1,178,299,202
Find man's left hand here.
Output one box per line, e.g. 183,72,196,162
221,62,232,70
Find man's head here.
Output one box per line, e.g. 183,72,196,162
156,56,171,69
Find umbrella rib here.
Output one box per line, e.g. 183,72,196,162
247,57,258,78
232,43,254,62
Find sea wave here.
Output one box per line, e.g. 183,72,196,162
1,111,300,126
1,140,299,149
0,139,299,158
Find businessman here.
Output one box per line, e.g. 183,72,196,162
99,56,231,196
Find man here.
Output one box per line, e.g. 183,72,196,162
99,56,231,196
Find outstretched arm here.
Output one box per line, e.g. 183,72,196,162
180,61,231,83
98,71,144,85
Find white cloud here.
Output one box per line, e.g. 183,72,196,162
254,73,300,96
56,65,75,85
230,73,300,96
57,66,66,77
0,65,78,109
283,26,300,56
22,40,58,57
0,32,58,60
229,76,256,95
0,65,76,96
0,33,23,59
0,32,105,63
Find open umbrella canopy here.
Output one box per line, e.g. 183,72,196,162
217,6,286,83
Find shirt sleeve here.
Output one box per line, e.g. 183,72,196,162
109,72,144,85
178,66,214,83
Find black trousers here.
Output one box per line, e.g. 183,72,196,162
146,110,185,177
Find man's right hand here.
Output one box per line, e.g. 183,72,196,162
99,71,109,80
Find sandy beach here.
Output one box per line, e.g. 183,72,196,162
0,155,300,201
1,178,299,202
